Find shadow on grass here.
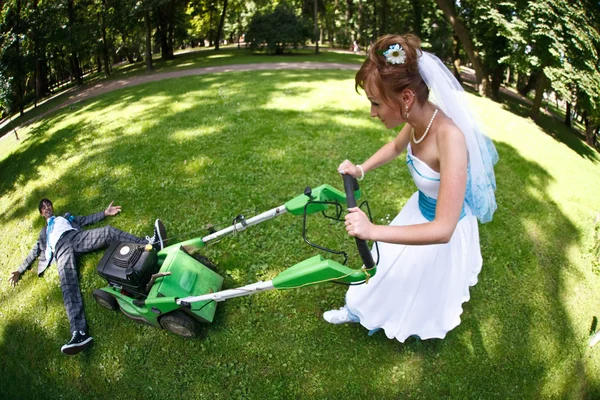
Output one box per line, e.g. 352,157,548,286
1,70,598,398
0,47,364,143
497,91,599,163
0,321,87,400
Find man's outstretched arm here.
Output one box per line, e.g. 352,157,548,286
10,240,41,286
73,201,121,227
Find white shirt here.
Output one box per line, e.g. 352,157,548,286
47,216,76,251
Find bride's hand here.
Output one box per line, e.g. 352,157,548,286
345,207,374,240
337,160,362,178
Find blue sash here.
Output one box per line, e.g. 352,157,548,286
418,191,466,222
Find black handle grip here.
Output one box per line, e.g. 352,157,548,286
342,174,375,269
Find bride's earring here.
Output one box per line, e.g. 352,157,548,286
403,106,409,119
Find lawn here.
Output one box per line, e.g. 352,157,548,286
0,68,599,399
0,46,364,139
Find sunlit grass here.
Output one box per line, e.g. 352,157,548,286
0,47,364,140
0,70,599,399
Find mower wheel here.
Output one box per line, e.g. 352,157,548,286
93,289,119,311
159,311,199,338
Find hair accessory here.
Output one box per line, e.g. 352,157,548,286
380,44,406,65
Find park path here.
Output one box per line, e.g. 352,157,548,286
0,62,359,143
0,60,541,143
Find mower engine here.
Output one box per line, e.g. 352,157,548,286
97,242,159,293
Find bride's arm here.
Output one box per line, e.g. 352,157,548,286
346,124,468,245
360,123,412,174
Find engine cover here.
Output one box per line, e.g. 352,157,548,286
97,242,159,292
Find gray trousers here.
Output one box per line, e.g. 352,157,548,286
54,226,146,333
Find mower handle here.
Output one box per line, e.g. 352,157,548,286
342,174,375,269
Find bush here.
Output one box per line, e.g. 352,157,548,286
245,4,311,55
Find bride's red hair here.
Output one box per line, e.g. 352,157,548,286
355,34,429,110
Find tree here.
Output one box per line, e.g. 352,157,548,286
245,3,311,54
459,0,514,100
0,0,27,115
154,0,187,60
313,0,317,54
435,0,491,96
508,0,600,122
214,0,228,50
144,4,152,70
30,0,50,100
66,0,83,85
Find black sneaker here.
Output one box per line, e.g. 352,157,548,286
61,331,93,355
147,219,167,250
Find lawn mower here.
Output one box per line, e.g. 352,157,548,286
92,175,377,338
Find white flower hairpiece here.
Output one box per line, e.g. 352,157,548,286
382,44,406,65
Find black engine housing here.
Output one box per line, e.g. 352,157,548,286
97,242,159,292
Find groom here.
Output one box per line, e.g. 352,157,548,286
8,198,167,355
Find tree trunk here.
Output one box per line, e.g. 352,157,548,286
215,0,228,51
491,64,504,100
412,0,422,37
345,0,353,47
452,34,462,84
372,0,378,42
145,9,153,71
565,102,571,127
209,6,214,47
237,13,241,48
15,0,24,115
357,0,363,48
101,0,111,75
70,54,82,85
123,46,135,63
31,0,49,100
156,6,171,60
435,0,491,97
518,69,538,97
583,115,597,146
35,57,49,100
165,2,175,60
379,0,387,35
314,0,319,54
168,20,174,59
529,71,548,120
67,0,82,85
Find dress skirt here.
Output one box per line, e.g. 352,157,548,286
345,191,482,342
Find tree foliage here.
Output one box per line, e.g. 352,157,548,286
0,0,598,147
245,3,310,53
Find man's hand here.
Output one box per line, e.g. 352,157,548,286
104,201,122,217
8,270,21,287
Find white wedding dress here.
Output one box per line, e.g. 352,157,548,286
345,143,483,342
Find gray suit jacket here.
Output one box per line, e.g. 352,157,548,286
17,211,106,276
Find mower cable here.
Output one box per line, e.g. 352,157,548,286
190,299,216,312
149,208,263,247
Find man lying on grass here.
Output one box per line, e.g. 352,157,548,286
8,198,167,355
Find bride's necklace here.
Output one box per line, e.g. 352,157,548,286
411,109,438,144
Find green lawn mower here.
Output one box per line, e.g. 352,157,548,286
92,175,377,338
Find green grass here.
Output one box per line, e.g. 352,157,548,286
0,46,364,139
1,69,599,399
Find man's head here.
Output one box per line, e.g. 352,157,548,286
38,198,54,220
